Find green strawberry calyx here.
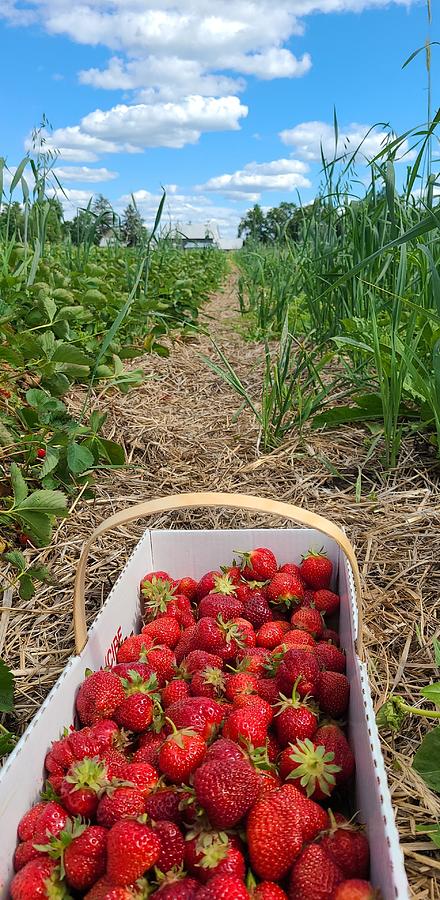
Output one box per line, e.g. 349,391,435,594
216,615,246,649
34,818,86,879
64,757,109,795
121,672,160,698
245,741,276,773
212,573,237,596
285,738,340,797
196,831,230,867
274,678,317,716
141,577,176,615
301,547,328,561
201,666,226,694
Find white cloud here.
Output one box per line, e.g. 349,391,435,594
199,158,311,199
280,120,412,162
52,165,118,182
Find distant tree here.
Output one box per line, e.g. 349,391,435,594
92,194,117,244
238,204,266,242
0,202,25,240
121,202,145,247
66,208,95,245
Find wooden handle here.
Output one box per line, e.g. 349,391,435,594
73,492,363,657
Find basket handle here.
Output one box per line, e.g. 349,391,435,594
73,491,363,657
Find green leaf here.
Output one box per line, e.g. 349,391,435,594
10,463,28,504
40,447,60,478
0,346,24,366
40,373,71,397
15,490,68,516
27,565,51,582
412,726,440,792
15,511,52,545
3,550,26,572
96,438,125,465
67,443,94,474
415,824,440,849
312,406,381,428
42,297,57,322
420,683,440,706
52,344,91,366
19,574,35,601
25,388,50,410
0,658,14,713
89,410,107,434
433,638,440,668
0,729,17,756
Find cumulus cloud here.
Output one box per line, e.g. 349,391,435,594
199,158,311,199
52,165,118,182
280,120,412,162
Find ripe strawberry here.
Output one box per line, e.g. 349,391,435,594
333,880,378,900
145,646,176,684
166,697,224,740
313,725,355,784
115,688,155,733
289,843,343,899
76,671,126,727
162,679,190,707
106,819,161,886
279,737,340,800
112,662,156,683
175,626,199,664
256,621,290,650
237,547,278,581
321,814,369,879
225,672,258,701
204,737,245,764
267,573,304,609
60,757,108,818
321,628,340,646
279,563,303,581
100,748,128,779
144,787,181,824
59,824,108,891
197,874,249,900
142,616,181,648
251,883,288,900
234,581,253,605
274,686,318,747
10,858,67,900
236,647,271,675
17,802,49,842
185,831,245,883
119,761,158,796
199,594,244,620
197,571,222,601
190,666,226,699
223,702,270,747
316,642,346,673
19,801,68,844
141,570,171,588
317,671,350,718
141,576,176,618
195,616,251,661
161,593,195,628
279,630,316,649
175,576,198,600
133,729,167,767
300,551,333,590
313,589,340,616
155,876,200,899
246,787,303,881
242,593,273,629
180,650,224,675
276,647,320,698
13,842,46,872
97,787,146,827
158,725,206,783
290,607,323,638
116,634,153,664
84,875,138,899
154,819,185,872
194,758,260,827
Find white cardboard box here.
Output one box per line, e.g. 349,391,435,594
0,526,409,899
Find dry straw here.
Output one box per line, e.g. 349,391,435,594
1,274,440,897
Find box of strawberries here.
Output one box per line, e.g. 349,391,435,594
0,493,409,900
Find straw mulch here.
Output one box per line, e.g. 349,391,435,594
2,271,440,897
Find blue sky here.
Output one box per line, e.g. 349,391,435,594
0,0,436,238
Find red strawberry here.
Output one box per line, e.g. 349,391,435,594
279,737,340,800
158,725,206,783
274,686,318,747
176,576,198,600
154,819,185,872
84,875,138,899
242,593,273,629
175,626,198,664
321,628,340,646
60,757,108,818
256,621,290,650
60,824,108,891
300,551,333,590
234,581,253,605
155,876,200,899
17,803,51,842
161,593,195,628
10,858,67,900
166,697,224,740
185,831,245,883
141,570,171,588
97,787,146,828
193,758,260,827
180,650,224,675
246,787,303,881
223,702,270,748
190,666,226,699
199,593,245,620
317,671,350,718
236,648,271,675
115,685,156,733
142,616,181,648
106,819,161,885
278,630,316,649
251,883,288,900
321,814,369,879
145,646,176,684
116,634,153,663
333,880,377,900
197,571,222,601
237,547,278,581
315,642,346,673
289,843,343,899
162,679,190,707
279,563,303,581
112,662,156,682
195,616,252,661
76,671,126,727
100,749,128,779
119,761,158,796
225,672,258,701
141,575,176,619
290,607,323,638
20,801,68,844
313,725,355,784
13,842,46,872
133,730,166,767
197,874,249,900
267,573,304,609
276,647,320,698
313,589,340,616
144,787,181,824
204,737,245,764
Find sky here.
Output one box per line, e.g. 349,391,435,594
0,0,437,240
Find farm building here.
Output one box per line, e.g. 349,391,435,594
170,222,221,250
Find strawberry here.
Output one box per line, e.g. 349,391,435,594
276,647,320,698
141,576,176,619
13,842,46,872
289,843,343,899
158,724,206,783
299,551,333,590
321,814,369,879
246,787,303,881
199,594,245,620
313,589,340,616
223,702,271,747
279,737,340,800
84,876,139,899
97,787,146,827
234,581,253,605
204,737,245,764
185,831,245,883
313,725,355,784
197,874,249,900
144,787,181,824
256,621,290,650
10,858,68,900
251,883,287,900
225,672,258,701
162,679,190,707
57,823,108,891
160,594,195,628
175,626,198,664
290,607,323,638
281,786,329,842
236,547,278,581
112,662,156,682
100,748,128,779
166,697,224,740
195,616,249,661
106,819,161,885
317,671,350,718
142,616,181,648
76,671,126,727
180,650,224,675
175,576,198,600
154,819,185,872
274,685,318,747
267,573,304,609
193,758,260,827
278,630,316,649
115,679,157,733
155,876,200,899
333,880,378,900
242,594,273,629
197,571,222,601
315,642,346,673
133,730,167,767
190,666,226,699
18,802,50,841
20,801,68,844
60,757,108,818
279,563,303,581
141,570,171,588
321,628,340,646
116,634,153,664
145,646,176,684
236,648,271,675
119,761,158,796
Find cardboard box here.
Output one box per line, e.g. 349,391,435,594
0,495,410,899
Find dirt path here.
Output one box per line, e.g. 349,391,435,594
3,271,440,896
